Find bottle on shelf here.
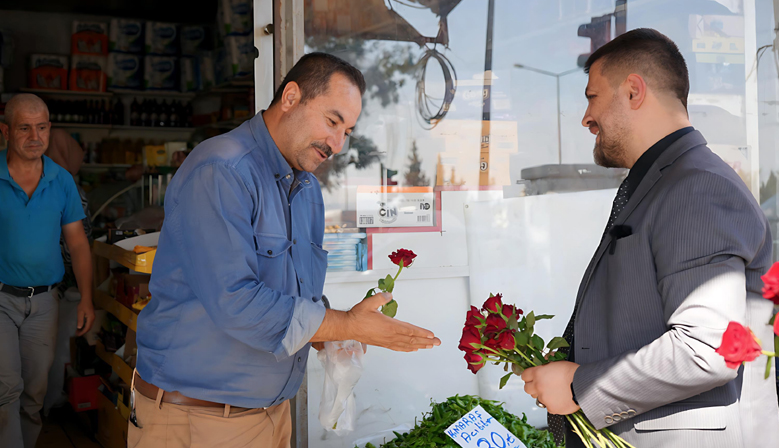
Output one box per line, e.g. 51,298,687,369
113,99,125,126
140,100,150,127
158,100,168,127
169,100,179,128
150,100,159,127
184,101,193,128
130,98,140,127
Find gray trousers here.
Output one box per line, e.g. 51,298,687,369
0,290,58,448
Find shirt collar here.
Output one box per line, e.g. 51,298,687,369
249,111,314,189
625,126,695,199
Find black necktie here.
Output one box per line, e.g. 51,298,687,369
547,178,630,445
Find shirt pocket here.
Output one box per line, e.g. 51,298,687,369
254,233,292,259
310,242,328,298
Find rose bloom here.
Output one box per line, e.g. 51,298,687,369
465,351,486,373
497,331,515,350
485,314,507,335
466,306,483,327
459,325,481,353
715,321,763,369
482,294,503,314
389,249,417,268
502,304,523,318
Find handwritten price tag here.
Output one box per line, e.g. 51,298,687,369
444,405,527,448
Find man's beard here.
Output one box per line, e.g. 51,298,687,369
592,126,627,168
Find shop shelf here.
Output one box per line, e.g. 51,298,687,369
198,117,249,130
109,89,196,99
52,123,112,130
112,125,195,132
94,289,137,332
19,88,113,98
93,241,154,274
95,341,133,386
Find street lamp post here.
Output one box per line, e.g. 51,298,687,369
513,63,580,164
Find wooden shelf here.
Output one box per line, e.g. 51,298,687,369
93,241,154,274
52,123,112,130
109,89,196,99
20,88,112,98
112,125,194,132
94,289,137,332
95,341,133,386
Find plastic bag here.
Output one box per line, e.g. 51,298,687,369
317,340,366,435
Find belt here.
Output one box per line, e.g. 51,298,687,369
134,373,252,411
0,284,53,298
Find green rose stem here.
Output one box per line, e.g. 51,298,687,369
468,344,636,448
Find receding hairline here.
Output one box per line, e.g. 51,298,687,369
4,94,50,125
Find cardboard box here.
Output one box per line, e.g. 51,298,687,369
107,52,143,90
69,55,107,92
180,56,198,92
144,56,178,91
224,35,254,78
181,26,211,56
96,393,129,448
71,21,109,55
67,373,101,412
109,19,144,54
145,22,178,56
28,54,68,90
198,52,216,90
113,273,150,309
217,0,253,37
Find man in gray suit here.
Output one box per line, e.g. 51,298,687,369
521,28,779,447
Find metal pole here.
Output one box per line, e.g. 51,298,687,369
478,0,495,186
556,75,562,164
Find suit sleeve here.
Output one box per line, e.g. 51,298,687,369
572,170,768,429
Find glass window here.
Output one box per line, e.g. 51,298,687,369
303,0,778,446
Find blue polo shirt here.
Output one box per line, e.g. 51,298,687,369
0,150,85,287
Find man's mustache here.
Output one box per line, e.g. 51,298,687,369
311,142,333,158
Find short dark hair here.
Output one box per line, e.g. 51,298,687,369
584,28,689,109
270,52,366,107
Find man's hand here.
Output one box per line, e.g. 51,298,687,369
76,299,95,337
312,292,441,352
521,361,580,415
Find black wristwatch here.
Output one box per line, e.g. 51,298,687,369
571,383,579,405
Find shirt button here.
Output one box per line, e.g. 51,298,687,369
300,278,304,283
298,357,302,362
293,239,297,244
267,250,273,255
304,180,310,184
274,173,280,178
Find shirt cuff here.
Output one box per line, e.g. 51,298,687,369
273,295,326,361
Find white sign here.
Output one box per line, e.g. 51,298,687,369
445,405,527,448
356,190,434,228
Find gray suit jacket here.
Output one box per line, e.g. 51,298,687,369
569,130,779,447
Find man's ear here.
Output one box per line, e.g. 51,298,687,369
625,73,647,110
279,82,302,113
0,122,9,141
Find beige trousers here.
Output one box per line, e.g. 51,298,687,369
127,389,292,448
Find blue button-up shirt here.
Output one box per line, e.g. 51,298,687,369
0,150,85,287
136,113,328,408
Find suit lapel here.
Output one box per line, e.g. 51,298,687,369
574,130,709,305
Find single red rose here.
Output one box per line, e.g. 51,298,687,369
482,294,503,314
501,304,523,318
762,263,779,305
464,351,486,374
466,306,484,327
483,337,501,351
389,249,417,268
497,331,515,350
774,316,779,338
485,314,507,334
715,321,763,369
458,325,482,353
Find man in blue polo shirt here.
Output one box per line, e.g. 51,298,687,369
0,94,95,448
131,53,440,448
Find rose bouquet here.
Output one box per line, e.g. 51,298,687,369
715,263,779,377
459,293,635,448
364,249,417,318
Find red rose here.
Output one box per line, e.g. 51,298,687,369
502,304,523,318
482,294,503,314
483,337,501,351
466,306,484,327
389,249,417,268
497,331,515,350
715,321,763,369
465,351,486,374
458,325,482,353
485,314,507,334
762,263,779,305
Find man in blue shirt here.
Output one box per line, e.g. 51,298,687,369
132,53,440,448
0,94,95,448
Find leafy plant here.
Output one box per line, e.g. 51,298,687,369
359,395,561,448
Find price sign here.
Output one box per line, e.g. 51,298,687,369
444,405,527,448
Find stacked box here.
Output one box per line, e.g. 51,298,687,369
109,19,144,54
217,0,252,37
145,22,178,56
144,56,178,91
107,53,143,90
197,51,216,90
224,35,254,78
181,26,212,56
69,55,107,92
29,54,68,90
180,56,198,92
71,21,109,55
